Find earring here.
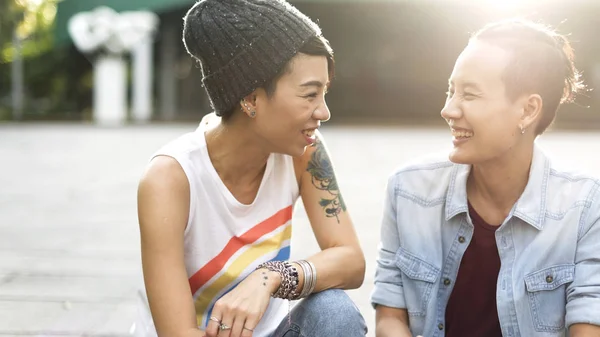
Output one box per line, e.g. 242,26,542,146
520,125,526,134
241,99,256,118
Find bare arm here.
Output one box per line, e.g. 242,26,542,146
138,156,204,337
293,131,365,292
376,306,413,337
570,324,600,337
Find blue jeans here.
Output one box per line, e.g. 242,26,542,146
270,289,367,337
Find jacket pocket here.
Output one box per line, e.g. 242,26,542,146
524,264,574,332
395,247,440,316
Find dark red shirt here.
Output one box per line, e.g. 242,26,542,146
444,203,503,337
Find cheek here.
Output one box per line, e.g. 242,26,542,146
282,101,315,124
466,100,508,125
262,102,300,135
480,111,520,146
268,94,302,114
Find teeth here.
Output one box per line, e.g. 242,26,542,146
451,129,474,138
303,129,315,137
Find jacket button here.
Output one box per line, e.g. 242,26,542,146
438,323,444,330
443,278,451,286
546,275,554,283
458,236,466,243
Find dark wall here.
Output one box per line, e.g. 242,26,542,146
168,1,600,128
293,1,600,127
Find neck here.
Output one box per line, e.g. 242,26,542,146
204,115,270,185
467,143,535,214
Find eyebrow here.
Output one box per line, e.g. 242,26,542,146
448,80,482,90
300,80,325,88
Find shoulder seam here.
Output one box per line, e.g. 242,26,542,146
578,180,600,240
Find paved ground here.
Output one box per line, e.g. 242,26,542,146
1,123,599,336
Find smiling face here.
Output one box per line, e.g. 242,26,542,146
441,40,530,165
250,52,331,157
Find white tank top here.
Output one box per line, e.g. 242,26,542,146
136,120,300,337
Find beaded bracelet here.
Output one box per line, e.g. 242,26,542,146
256,261,299,300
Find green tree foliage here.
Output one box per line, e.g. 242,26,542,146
0,1,24,53
1,0,59,63
0,0,92,120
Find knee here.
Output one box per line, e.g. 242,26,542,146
300,289,366,332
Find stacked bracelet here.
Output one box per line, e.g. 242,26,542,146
256,260,317,301
256,261,299,300
295,260,317,299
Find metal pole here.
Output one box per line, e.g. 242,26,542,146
132,37,154,123
159,21,177,121
11,29,24,121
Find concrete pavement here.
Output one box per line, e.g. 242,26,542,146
1,123,599,336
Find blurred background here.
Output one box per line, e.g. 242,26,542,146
1,0,599,336
2,0,600,126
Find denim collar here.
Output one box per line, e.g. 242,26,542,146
444,145,550,230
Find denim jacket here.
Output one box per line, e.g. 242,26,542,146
371,145,600,337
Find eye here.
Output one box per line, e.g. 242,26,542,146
463,92,478,100
446,90,454,98
305,93,318,98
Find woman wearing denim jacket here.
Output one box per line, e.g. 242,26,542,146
372,19,600,337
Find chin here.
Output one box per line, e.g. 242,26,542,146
448,148,475,165
283,145,308,158
296,145,309,157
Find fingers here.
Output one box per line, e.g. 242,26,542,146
217,325,232,337
240,315,257,337
217,308,234,337
220,309,255,337
205,314,222,337
229,316,245,337
209,299,261,337
208,301,231,337
240,325,254,337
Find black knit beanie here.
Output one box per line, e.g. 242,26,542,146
182,0,323,116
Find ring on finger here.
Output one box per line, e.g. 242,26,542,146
219,323,231,331
209,316,221,324
243,326,254,332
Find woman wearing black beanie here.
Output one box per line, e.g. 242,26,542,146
135,1,367,337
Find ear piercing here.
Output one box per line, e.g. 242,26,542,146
241,100,255,118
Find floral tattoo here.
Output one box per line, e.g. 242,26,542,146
306,138,346,223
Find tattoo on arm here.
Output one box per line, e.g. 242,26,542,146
306,138,346,223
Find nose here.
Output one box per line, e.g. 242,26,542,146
440,96,462,121
313,99,331,122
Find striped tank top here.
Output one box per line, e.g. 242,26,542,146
135,118,299,337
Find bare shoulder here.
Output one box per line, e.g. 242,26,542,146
137,155,190,232
139,155,188,191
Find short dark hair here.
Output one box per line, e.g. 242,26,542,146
264,34,335,97
222,35,335,121
472,19,584,134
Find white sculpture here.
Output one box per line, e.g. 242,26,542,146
68,7,159,125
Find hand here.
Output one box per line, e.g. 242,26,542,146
204,269,281,337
